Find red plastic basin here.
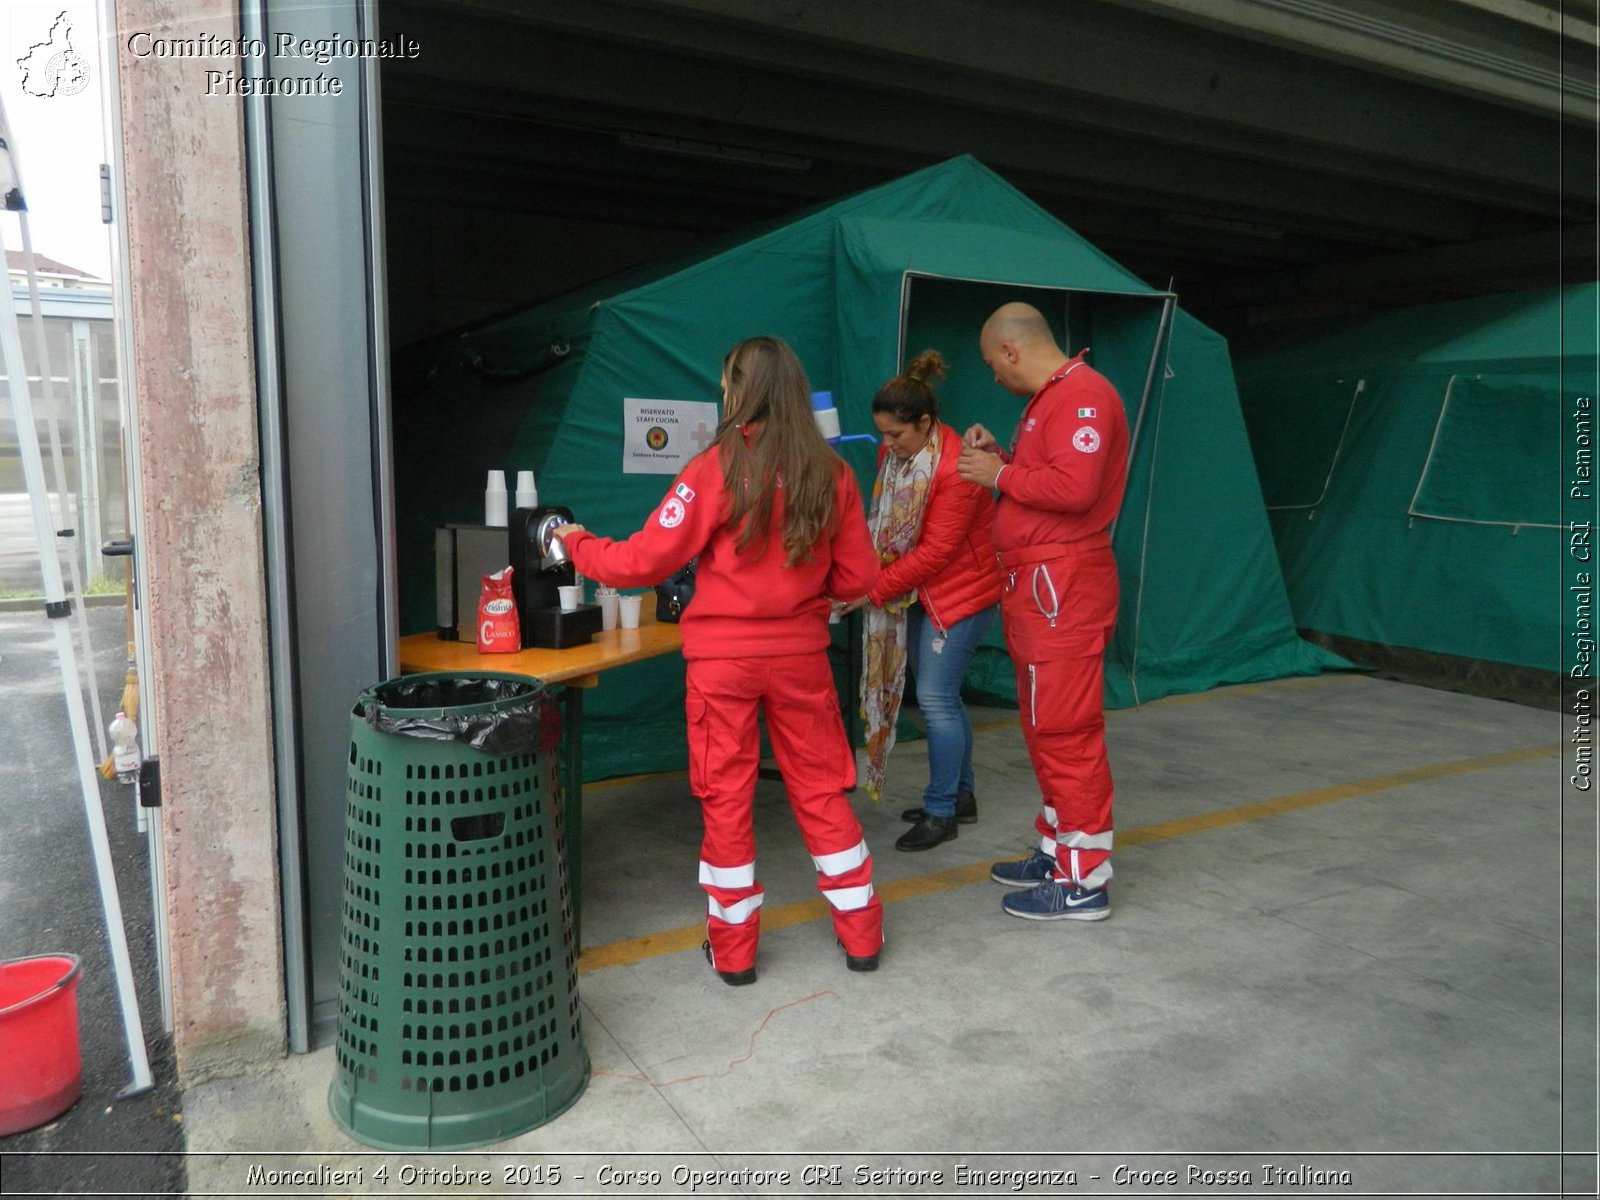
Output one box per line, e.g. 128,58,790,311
0,955,83,1136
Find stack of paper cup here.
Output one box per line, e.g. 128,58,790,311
515,470,538,510
596,586,619,630
485,470,508,527
618,594,643,630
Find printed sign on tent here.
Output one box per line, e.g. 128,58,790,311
622,398,720,474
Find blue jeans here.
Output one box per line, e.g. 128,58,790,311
907,603,998,818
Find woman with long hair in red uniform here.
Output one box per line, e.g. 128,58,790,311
553,336,883,984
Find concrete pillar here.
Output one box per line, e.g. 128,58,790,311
114,0,285,1079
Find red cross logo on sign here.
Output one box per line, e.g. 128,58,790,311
1072,426,1101,454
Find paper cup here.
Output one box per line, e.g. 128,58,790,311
558,584,583,612
598,593,619,630
514,469,538,509
618,594,643,629
484,469,508,527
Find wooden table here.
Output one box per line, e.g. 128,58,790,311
398,612,683,946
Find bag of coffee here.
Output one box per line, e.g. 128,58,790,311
476,566,521,653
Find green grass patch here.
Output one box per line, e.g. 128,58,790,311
0,572,127,601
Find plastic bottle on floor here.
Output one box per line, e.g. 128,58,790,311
109,711,139,784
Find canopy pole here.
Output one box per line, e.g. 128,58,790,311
18,216,109,764
1127,292,1177,472
0,98,153,1097
1114,292,1177,707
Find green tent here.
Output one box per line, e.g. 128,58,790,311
398,156,1335,779
1235,284,1599,673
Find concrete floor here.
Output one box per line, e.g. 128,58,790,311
179,673,1596,1196
0,603,184,1196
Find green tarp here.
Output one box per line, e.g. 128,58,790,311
398,156,1336,780
1235,284,1599,672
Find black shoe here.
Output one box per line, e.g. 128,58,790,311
839,939,880,972
900,789,978,825
703,939,755,987
895,814,959,852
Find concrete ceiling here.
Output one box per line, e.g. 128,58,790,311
380,0,1598,335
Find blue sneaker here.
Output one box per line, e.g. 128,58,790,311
989,849,1057,888
1001,879,1111,921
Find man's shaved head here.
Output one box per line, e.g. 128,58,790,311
979,302,1067,396
981,302,1054,351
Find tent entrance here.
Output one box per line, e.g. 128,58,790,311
896,274,1173,445
895,273,1178,705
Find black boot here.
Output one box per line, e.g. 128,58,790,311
900,789,978,825
895,814,959,851
703,939,755,986
839,938,880,972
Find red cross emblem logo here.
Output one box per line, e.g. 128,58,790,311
1072,426,1101,454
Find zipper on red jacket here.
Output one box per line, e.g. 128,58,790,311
921,590,949,640
921,534,1002,639
1028,663,1038,726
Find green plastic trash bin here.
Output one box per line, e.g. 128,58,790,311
329,672,589,1150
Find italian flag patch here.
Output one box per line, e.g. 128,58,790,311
1078,407,1096,418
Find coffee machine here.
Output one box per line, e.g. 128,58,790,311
507,505,604,649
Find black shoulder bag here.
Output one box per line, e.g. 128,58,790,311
655,558,697,623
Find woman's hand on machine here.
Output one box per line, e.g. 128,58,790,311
551,523,586,540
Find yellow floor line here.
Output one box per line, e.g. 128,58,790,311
575,740,1558,975
1116,742,1556,848
587,673,1368,791
1137,671,1368,708
587,766,690,793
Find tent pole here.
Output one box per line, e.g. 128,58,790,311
1113,292,1177,707
1111,293,1176,539
1127,293,1177,474
0,100,153,1098
18,217,110,765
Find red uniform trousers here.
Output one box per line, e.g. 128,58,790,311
1001,542,1118,890
685,652,883,972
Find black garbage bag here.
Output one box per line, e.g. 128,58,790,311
359,675,561,756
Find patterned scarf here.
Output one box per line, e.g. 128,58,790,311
860,427,939,802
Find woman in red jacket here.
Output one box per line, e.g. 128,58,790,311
553,336,883,986
859,349,1004,852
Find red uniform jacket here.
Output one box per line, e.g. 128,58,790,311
993,353,1129,555
867,423,1004,632
564,441,880,660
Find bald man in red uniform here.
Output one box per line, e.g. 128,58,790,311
958,302,1128,921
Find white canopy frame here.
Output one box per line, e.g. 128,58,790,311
0,94,152,1097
